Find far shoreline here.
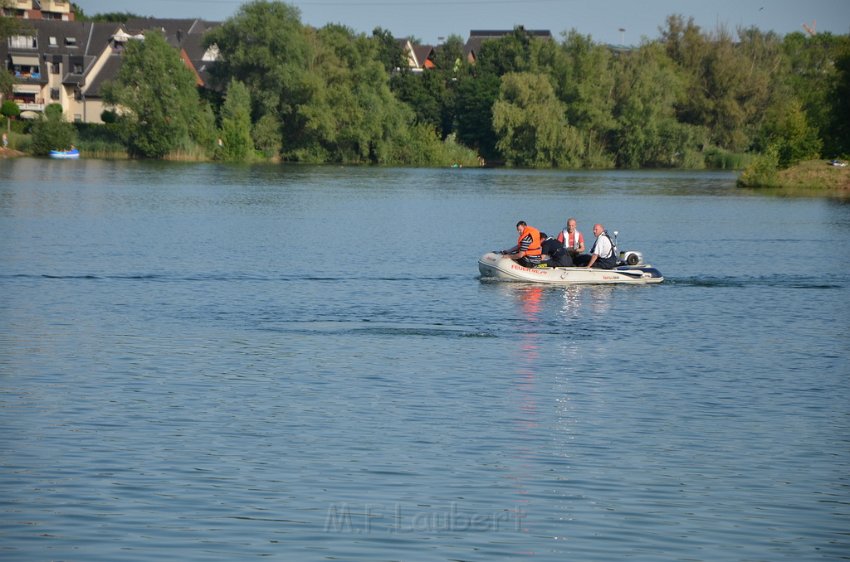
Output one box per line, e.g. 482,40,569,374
4,148,848,197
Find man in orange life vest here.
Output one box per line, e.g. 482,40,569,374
501,221,543,267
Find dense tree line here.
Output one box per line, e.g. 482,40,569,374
7,0,850,167
438,17,849,169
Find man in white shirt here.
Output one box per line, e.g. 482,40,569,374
575,223,618,269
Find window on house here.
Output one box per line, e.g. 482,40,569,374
65,37,77,47
74,114,82,123
49,37,58,47
73,63,83,74
51,88,60,100
8,35,38,49
52,63,60,74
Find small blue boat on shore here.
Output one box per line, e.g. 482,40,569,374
49,148,80,159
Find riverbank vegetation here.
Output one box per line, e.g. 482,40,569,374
738,159,850,193
3,0,848,177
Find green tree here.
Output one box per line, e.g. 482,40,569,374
0,65,11,101
252,112,282,158
70,2,85,19
737,145,779,187
612,42,703,168
475,27,536,76
782,32,839,154
756,98,821,167
190,101,219,155
433,35,466,76
103,32,203,158
453,28,569,164
660,14,707,71
205,0,313,148
825,38,850,156
219,79,254,161
492,72,582,167
371,26,407,74
84,12,142,22
553,31,616,166
782,32,824,151
30,104,76,155
430,35,466,136
390,35,466,139
391,70,444,132
555,31,615,130
295,24,413,163
454,72,501,161
734,27,788,147
2,100,21,132
660,16,782,152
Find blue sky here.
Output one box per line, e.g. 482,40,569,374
76,0,850,45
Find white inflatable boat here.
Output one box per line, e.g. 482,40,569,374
478,251,664,285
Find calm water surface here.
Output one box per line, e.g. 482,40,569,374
1,158,849,561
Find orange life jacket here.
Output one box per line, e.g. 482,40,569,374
517,226,542,256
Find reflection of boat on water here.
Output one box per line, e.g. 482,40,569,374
515,285,544,319
478,252,663,285
491,278,615,319
49,148,80,159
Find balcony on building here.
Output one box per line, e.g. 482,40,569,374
10,54,42,79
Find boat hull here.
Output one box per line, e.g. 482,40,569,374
478,252,663,285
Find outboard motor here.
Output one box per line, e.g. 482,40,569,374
619,250,644,266
610,230,645,266
610,231,644,265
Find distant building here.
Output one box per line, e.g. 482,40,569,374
124,18,220,87
396,38,436,73
411,43,436,71
1,18,219,123
1,20,115,122
1,0,76,21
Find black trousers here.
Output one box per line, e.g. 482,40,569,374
544,248,574,267
573,254,617,269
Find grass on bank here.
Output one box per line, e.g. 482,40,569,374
738,158,850,194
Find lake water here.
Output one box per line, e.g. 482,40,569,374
1,158,849,561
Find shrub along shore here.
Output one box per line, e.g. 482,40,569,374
739,160,850,193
